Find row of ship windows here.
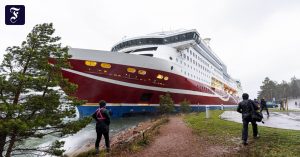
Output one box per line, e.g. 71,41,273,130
176,57,211,82
177,59,211,74
85,61,169,81
184,49,209,67
181,48,224,78
183,71,210,84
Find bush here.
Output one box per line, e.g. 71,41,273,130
158,93,174,114
180,99,191,113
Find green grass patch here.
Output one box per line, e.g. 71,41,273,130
184,110,300,157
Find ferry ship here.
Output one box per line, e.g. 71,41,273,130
60,29,242,117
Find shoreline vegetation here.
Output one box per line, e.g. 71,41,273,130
75,110,300,157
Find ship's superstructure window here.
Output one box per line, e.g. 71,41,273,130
85,60,97,66
100,63,111,69
124,47,157,53
127,67,136,73
140,54,154,57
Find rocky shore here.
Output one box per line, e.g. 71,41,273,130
67,117,166,157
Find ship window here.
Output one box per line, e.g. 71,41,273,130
85,60,97,66
164,76,169,81
157,74,163,79
101,63,111,69
134,47,157,52
140,54,154,57
127,67,136,73
138,70,147,75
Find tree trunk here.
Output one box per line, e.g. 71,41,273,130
0,133,7,157
5,133,16,157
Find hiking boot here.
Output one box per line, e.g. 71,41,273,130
95,148,99,154
242,141,248,146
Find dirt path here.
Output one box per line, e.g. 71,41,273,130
132,115,229,157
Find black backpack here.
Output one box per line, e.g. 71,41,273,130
249,101,263,122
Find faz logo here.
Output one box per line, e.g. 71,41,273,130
5,5,25,25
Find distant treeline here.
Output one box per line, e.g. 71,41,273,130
258,77,300,102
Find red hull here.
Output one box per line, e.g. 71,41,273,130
61,59,238,105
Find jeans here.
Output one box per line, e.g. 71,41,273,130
242,119,258,142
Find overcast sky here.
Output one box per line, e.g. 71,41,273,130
1,0,300,99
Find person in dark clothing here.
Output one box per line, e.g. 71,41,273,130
279,100,284,110
237,93,259,145
92,100,111,154
260,98,269,117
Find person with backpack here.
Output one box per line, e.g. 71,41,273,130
237,93,259,145
92,100,111,154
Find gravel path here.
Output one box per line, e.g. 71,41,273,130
132,115,229,157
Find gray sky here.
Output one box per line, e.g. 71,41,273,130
1,0,300,99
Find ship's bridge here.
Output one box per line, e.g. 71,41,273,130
111,30,199,52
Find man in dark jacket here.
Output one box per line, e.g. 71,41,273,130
260,98,269,117
237,93,259,145
92,100,111,154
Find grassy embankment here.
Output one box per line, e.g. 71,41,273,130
185,110,300,157
76,117,169,157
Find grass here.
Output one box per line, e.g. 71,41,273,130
184,110,300,157
75,117,169,157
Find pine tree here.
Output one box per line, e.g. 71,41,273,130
289,76,300,98
158,93,174,114
258,77,277,101
0,23,91,157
